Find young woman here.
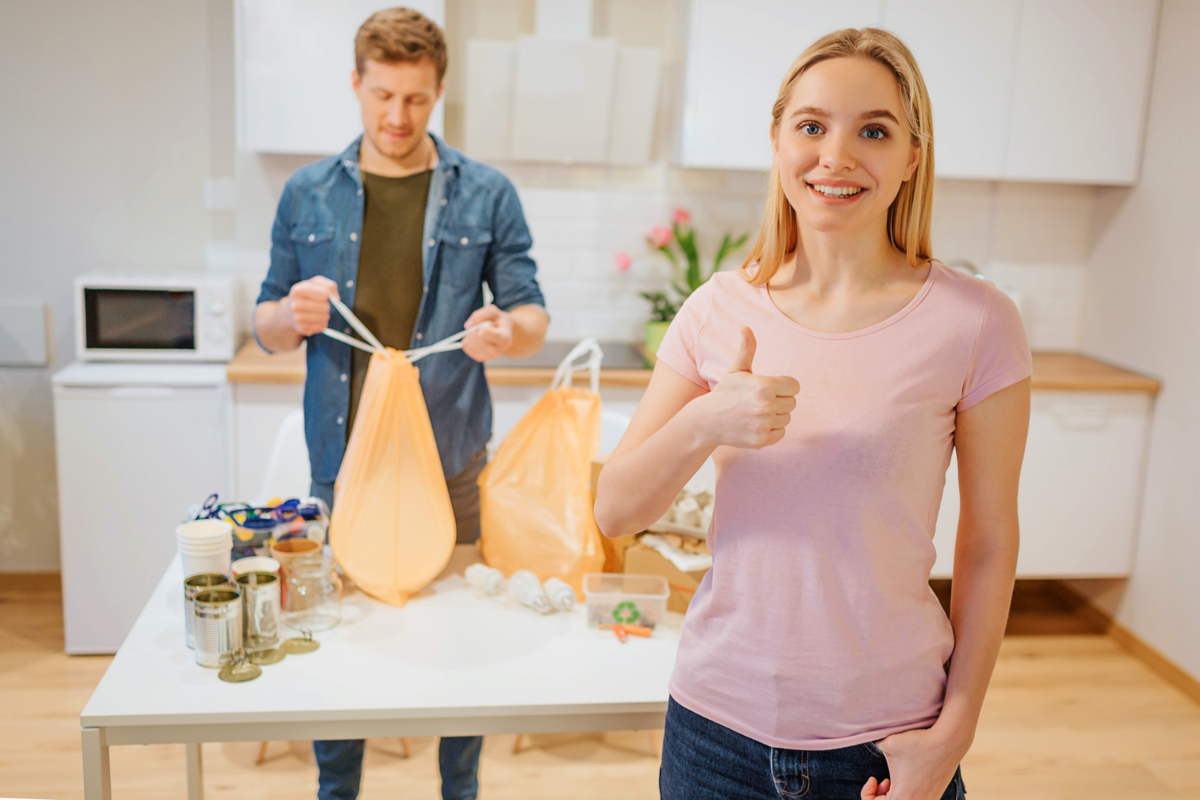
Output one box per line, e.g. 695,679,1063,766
594,28,1031,800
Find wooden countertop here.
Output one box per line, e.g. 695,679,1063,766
226,342,1161,394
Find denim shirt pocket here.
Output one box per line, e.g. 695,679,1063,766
289,224,337,280
437,227,492,289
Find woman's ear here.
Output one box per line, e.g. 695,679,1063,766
903,143,920,182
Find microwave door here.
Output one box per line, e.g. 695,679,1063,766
84,289,196,352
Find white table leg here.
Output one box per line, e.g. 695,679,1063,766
81,727,112,800
186,742,204,800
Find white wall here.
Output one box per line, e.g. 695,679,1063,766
0,0,1134,572
0,0,214,571
1075,0,1200,681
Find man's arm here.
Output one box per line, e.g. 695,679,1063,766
463,178,548,363
252,182,340,353
255,277,341,353
461,303,548,362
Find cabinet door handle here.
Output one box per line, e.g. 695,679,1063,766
1050,403,1109,430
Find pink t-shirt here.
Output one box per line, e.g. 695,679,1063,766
654,261,1031,750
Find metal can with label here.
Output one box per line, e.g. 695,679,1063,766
184,574,233,649
193,589,242,668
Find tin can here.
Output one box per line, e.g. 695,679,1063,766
184,574,233,649
193,589,242,668
235,571,281,652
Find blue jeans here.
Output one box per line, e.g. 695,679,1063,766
313,448,488,800
315,737,484,800
661,697,966,800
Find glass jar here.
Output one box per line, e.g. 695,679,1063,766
282,555,342,632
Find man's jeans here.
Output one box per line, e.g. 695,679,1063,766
314,447,488,800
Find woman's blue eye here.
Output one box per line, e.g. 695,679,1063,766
862,127,888,140
800,123,821,135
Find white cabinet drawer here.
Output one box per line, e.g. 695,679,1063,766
932,391,1151,578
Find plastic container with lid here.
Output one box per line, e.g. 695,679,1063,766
583,573,669,630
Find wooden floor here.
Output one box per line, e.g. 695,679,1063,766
3,578,1200,799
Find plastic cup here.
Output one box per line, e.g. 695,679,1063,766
181,549,231,579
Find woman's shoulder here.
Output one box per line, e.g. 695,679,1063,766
928,260,1015,317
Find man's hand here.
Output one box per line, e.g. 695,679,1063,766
461,305,514,362
286,276,340,336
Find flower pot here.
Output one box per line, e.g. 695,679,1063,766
643,320,671,365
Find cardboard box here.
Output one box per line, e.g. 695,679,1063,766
623,541,709,614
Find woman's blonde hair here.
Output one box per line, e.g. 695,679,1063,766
742,28,934,284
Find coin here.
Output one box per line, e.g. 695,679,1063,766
218,662,262,682
249,648,285,665
280,637,320,654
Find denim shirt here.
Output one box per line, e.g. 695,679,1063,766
256,134,545,489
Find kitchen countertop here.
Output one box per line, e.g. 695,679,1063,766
226,342,1161,394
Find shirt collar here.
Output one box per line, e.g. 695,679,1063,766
338,131,460,181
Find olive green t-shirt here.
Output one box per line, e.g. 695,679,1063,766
346,168,434,437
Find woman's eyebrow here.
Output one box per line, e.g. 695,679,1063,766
788,106,899,124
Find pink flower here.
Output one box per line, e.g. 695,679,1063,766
648,225,673,248
614,251,632,273
672,207,691,226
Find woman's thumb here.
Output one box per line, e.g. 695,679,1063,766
727,327,757,374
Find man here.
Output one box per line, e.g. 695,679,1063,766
253,8,548,800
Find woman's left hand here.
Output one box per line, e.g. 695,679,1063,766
860,725,967,800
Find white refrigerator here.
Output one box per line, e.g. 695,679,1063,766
53,362,230,653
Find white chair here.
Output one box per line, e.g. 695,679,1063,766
256,409,311,504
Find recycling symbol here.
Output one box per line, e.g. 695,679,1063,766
612,602,640,624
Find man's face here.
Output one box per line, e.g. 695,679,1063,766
352,58,444,161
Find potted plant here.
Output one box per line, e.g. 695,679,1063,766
616,208,748,362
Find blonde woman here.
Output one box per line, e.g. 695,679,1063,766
595,28,1030,800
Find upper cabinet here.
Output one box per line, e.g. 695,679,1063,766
1004,0,1159,184
678,0,1160,185
237,0,444,155
677,0,882,170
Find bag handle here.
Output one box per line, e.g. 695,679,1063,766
323,295,487,363
551,338,603,394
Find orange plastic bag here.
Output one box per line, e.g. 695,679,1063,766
478,339,606,594
330,346,456,607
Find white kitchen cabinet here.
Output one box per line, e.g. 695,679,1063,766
883,0,1021,180
230,382,305,501
679,0,1159,185
932,391,1152,578
678,0,882,170
53,363,231,653
237,0,444,155
1004,0,1159,184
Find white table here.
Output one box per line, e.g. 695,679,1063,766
79,547,680,799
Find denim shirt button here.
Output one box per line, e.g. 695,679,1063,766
308,234,315,242
350,232,357,242
337,416,344,425
346,280,354,288
460,237,469,245
440,198,447,206
416,332,424,340
340,373,347,382
427,238,435,247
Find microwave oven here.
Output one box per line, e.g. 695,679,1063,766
74,275,236,362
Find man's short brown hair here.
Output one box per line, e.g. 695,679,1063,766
355,7,447,83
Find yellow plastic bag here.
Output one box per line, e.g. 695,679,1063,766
331,347,456,606
479,339,605,595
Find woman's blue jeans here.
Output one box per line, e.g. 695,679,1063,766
660,697,966,799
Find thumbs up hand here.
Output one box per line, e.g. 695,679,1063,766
695,327,800,450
